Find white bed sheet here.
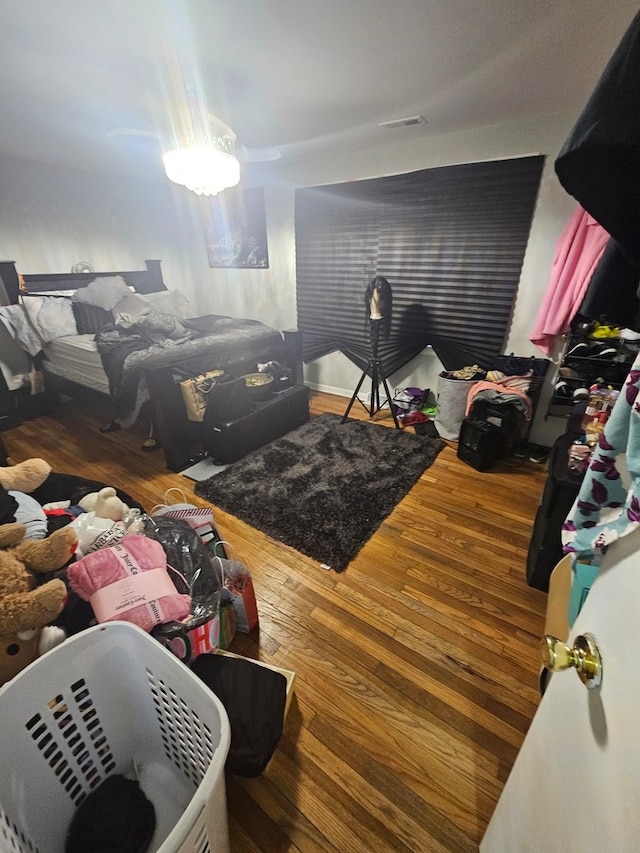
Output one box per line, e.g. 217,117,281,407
42,334,111,395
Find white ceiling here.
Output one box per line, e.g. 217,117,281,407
1,1,637,174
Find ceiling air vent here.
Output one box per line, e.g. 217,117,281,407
378,115,426,129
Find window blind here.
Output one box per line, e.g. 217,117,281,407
295,155,545,374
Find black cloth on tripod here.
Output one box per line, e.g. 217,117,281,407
578,238,640,330
342,321,399,426
555,9,640,272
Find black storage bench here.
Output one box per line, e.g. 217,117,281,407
202,384,310,464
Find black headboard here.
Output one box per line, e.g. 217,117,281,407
0,259,165,304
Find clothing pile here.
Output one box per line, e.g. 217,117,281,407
392,386,438,433
439,364,486,382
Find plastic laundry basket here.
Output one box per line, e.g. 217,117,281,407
0,622,231,853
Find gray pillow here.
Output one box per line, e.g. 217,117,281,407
71,275,132,311
140,289,197,319
112,293,152,327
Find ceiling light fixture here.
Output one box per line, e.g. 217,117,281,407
162,115,241,197
163,144,240,196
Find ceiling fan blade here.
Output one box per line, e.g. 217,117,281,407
238,144,281,163
106,124,282,169
106,128,159,139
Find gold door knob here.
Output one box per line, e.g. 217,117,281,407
540,633,602,689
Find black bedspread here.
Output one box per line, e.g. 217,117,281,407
96,312,284,427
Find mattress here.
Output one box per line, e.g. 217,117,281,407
42,334,110,395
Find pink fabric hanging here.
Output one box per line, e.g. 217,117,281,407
530,206,609,355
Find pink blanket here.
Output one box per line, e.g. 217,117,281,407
67,533,191,632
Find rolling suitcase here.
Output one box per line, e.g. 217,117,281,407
457,417,503,471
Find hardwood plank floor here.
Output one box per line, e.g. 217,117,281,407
5,389,549,851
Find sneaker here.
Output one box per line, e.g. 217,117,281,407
565,341,589,357
528,446,549,464
554,380,573,399
512,441,529,459
587,343,618,358
559,366,580,379
573,320,595,337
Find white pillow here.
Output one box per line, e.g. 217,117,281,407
140,290,196,319
0,304,44,356
71,275,132,311
21,296,78,344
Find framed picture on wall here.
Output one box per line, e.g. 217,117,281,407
206,186,269,269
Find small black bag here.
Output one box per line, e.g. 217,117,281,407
203,375,256,424
492,353,549,378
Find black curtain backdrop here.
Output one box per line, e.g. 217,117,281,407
295,155,544,374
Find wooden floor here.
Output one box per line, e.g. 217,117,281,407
6,390,550,852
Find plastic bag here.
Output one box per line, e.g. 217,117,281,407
213,548,259,633
68,507,143,557
143,515,222,651
151,488,227,559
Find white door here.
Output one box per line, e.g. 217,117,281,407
481,526,640,853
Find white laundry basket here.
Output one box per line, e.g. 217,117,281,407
0,622,231,853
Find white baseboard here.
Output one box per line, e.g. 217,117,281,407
304,381,351,398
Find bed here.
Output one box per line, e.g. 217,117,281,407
0,259,303,471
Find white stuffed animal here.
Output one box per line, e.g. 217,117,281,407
78,487,130,522
71,488,143,556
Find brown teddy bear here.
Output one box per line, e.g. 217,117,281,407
0,521,77,684
0,457,51,494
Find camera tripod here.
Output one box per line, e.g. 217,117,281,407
341,319,399,428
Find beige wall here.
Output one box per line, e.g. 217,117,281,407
0,158,206,308
0,110,580,445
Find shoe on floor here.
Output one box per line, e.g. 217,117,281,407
528,446,549,464
554,380,573,399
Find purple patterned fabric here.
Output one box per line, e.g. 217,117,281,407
562,356,640,561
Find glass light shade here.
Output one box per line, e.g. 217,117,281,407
162,145,241,196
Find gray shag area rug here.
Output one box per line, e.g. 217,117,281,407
195,412,446,572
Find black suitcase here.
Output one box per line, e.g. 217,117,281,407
468,399,521,452
202,384,310,464
525,432,584,591
457,417,503,471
